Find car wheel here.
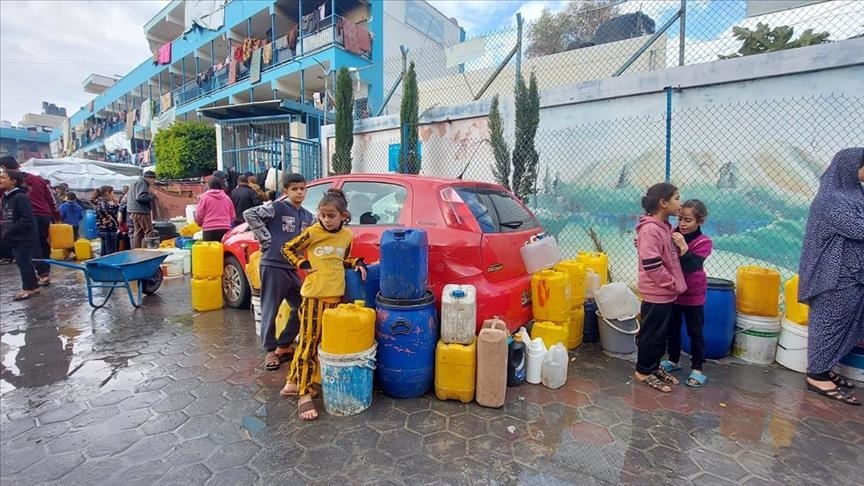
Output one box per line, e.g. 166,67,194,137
223,255,251,309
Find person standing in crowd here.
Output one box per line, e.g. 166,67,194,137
0,170,40,300
0,156,58,286
244,173,314,371
230,173,262,226
59,192,84,240
799,148,864,406
52,183,69,208
195,178,234,242
92,186,119,256
127,170,157,249
0,186,14,265
247,172,269,202
117,185,130,251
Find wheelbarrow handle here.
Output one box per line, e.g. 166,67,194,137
33,259,87,272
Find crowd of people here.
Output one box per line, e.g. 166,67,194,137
1,149,862,415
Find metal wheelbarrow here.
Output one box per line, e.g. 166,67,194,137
36,249,169,309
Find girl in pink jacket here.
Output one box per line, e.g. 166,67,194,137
634,183,687,393
195,178,235,242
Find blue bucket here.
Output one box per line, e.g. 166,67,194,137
318,343,377,416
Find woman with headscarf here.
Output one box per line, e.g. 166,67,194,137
799,147,864,406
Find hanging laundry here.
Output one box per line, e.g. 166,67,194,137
275,34,288,50
249,48,262,84
125,111,136,138
342,21,372,56
228,60,238,84
301,10,320,33
150,107,176,135
288,24,299,51
139,99,151,126
262,42,272,64
160,91,172,111
233,42,243,62
156,42,172,64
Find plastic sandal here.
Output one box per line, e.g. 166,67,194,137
660,359,682,374
685,370,708,388
297,397,318,420
828,371,856,389
653,368,680,385
264,352,280,371
12,289,39,301
635,373,672,393
807,383,860,406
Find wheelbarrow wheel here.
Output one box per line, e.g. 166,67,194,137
142,269,163,295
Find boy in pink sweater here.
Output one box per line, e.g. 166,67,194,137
661,200,713,388
634,183,687,393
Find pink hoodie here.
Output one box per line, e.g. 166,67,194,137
195,189,235,231
636,215,687,304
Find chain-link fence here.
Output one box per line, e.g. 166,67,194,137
348,92,864,288
377,0,864,115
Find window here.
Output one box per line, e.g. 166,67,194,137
341,182,408,225
455,188,539,233
302,182,331,215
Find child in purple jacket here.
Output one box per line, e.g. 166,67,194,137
661,199,713,388
634,183,687,393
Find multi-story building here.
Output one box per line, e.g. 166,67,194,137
65,0,463,178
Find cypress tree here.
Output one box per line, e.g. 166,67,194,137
399,61,420,174
331,66,354,175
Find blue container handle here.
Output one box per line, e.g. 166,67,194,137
390,318,412,335
392,229,407,239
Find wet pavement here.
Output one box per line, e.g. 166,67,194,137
1,265,863,486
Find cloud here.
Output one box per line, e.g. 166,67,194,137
427,0,520,34
0,0,168,125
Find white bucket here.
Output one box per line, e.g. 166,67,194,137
251,295,262,336
775,318,808,373
525,336,547,384
164,254,185,278
176,249,192,274
90,239,102,257
733,313,781,365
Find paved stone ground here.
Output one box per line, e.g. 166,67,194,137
1,266,863,485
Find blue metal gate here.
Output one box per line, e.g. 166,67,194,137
219,115,322,181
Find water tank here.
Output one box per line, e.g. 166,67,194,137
593,12,656,46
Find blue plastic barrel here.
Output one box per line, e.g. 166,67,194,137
363,263,380,309
318,344,377,416
583,299,599,343
344,269,365,303
375,291,437,398
681,277,736,359
379,229,428,300
81,209,98,240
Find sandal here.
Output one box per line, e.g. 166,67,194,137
685,370,707,388
263,351,280,371
807,383,860,406
275,346,294,362
37,276,51,286
660,359,682,374
653,368,680,385
634,373,672,393
12,289,40,301
297,396,318,421
828,371,856,389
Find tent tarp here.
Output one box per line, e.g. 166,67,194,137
20,160,139,191
23,157,142,177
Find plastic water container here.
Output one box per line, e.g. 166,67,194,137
74,238,92,260
597,313,639,355
321,301,376,355
531,321,568,350
177,249,191,274
375,291,437,398
81,210,98,240
476,318,508,408
584,269,601,299
185,204,197,223
736,266,781,317
733,313,781,364
520,233,562,274
531,269,571,322
434,338,476,403
541,343,568,390
577,251,609,285
344,268,365,303
50,248,67,260
192,242,223,279
251,295,262,336
163,253,185,278
363,263,381,309
783,275,809,325
583,299,599,343
318,343,377,416
775,318,808,373
191,277,223,312
49,224,74,250
379,229,429,300
525,336,546,384
554,260,587,307
507,332,527,387
594,282,640,321
441,284,477,345
681,278,736,359
566,305,585,350
245,251,262,290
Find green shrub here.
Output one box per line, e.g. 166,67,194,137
153,122,217,179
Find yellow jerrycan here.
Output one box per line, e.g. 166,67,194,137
783,275,809,325
577,252,609,285
74,238,92,260
191,277,223,312
321,301,376,354
435,338,476,403
192,242,223,279
565,305,585,350
554,259,587,307
736,266,780,317
531,269,571,322
245,251,262,291
531,321,568,349
49,223,75,250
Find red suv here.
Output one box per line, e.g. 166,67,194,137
221,174,543,332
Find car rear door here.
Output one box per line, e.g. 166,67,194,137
339,180,411,263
